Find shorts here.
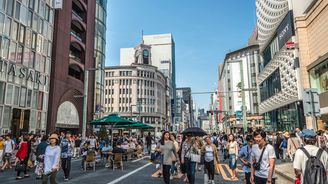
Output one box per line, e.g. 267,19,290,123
3,153,12,162
229,154,237,170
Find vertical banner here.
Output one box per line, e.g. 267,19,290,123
54,0,63,9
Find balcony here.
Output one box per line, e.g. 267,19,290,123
70,30,83,42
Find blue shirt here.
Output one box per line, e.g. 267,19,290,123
238,145,252,173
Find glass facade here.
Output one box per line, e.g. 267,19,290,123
94,0,107,118
263,102,303,131
309,59,328,94
0,0,54,136
259,68,281,102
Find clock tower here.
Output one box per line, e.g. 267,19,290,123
134,44,151,65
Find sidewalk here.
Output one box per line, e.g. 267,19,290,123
275,162,295,183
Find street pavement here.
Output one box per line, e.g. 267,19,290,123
0,156,293,184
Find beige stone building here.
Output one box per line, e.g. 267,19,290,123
295,0,328,129
104,44,167,133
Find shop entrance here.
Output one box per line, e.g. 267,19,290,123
11,108,30,137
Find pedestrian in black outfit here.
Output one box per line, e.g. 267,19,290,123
146,132,153,155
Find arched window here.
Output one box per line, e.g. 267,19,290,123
143,49,149,64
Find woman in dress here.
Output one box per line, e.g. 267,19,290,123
15,135,29,180
42,134,61,184
227,134,238,180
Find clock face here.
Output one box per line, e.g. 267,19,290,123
143,50,149,57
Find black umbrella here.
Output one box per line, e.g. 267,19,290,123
181,127,207,136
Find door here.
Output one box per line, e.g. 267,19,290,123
11,109,30,137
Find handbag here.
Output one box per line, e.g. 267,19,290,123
190,153,201,163
15,161,26,172
253,145,266,171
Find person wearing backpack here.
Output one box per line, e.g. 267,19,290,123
60,133,74,181
293,129,328,184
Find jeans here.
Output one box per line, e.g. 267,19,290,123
204,160,215,180
162,164,171,184
185,157,196,184
42,171,58,184
254,175,275,184
170,161,177,175
147,144,151,154
61,157,71,179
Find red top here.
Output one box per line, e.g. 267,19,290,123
16,141,28,161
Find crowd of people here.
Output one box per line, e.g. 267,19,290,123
0,132,147,183
0,127,327,184
152,128,328,184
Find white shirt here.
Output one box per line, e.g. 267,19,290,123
44,145,61,174
251,144,276,178
4,140,14,153
293,145,328,184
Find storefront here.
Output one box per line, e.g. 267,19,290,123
262,102,304,131
309,56,328,129
0,59,50,137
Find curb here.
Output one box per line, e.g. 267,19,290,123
275,170,294,183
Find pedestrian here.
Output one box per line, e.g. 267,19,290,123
60,133,74,181
42,133,61,184
317,130,327,151
238,134,254,184
73,136,82,158
35,135,49,179
146,132,153,155
15,135,29,180
201,136,219,184
295,128,304,147
227,133,238,180
178,135,188,183
279,132,288,162
293,129,328,184
0,136,4,166
287,132,301,161
181,135,199,184
250,129,276,184
1,134,15,171
170,133,179,178
155,131,177,184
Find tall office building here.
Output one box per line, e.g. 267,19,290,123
219,45,261,132
104,43,167,134
0,0,55,136
94,0,107,118
256,0,314,131
175,87,193,131
120,33,176,130
47,0,96,134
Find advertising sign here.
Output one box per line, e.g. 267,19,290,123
277,11,295,49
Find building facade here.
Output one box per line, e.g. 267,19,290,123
0,0,55,136
175,87,193,131
94,0,107,119
47,0,96,134
104,44,167,134
256,0,314,131
120,33,176,130
219,45,261,132
295,0,328,130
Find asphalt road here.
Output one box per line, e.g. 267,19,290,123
0,156,292,184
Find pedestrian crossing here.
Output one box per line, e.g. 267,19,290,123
151,164,244,181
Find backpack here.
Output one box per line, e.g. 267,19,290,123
212,137,219,147
300,148,327,184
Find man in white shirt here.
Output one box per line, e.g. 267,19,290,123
293,129,328,184
1,135,15,170
251,129,276,184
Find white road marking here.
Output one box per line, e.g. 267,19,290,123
107,163,152,184
132,156,150,163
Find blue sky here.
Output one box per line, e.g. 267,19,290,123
105,0,257,110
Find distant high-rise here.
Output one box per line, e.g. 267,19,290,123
120,33,176,130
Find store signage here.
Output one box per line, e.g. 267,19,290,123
277,11,295,49
0,59,48,85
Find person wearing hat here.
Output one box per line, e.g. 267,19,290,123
279,132,289,162
293,129,328,184
42,133,61,184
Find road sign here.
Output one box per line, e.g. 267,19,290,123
303,88,321,117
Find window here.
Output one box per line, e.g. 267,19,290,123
16,45,23,63
19,25,25,44
9,41,16,62
15,2,21,20
6,0,14,16
5,84,13,105
20,87,27,107
0,81,5,104
4,17,11,36
26,89,32,107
